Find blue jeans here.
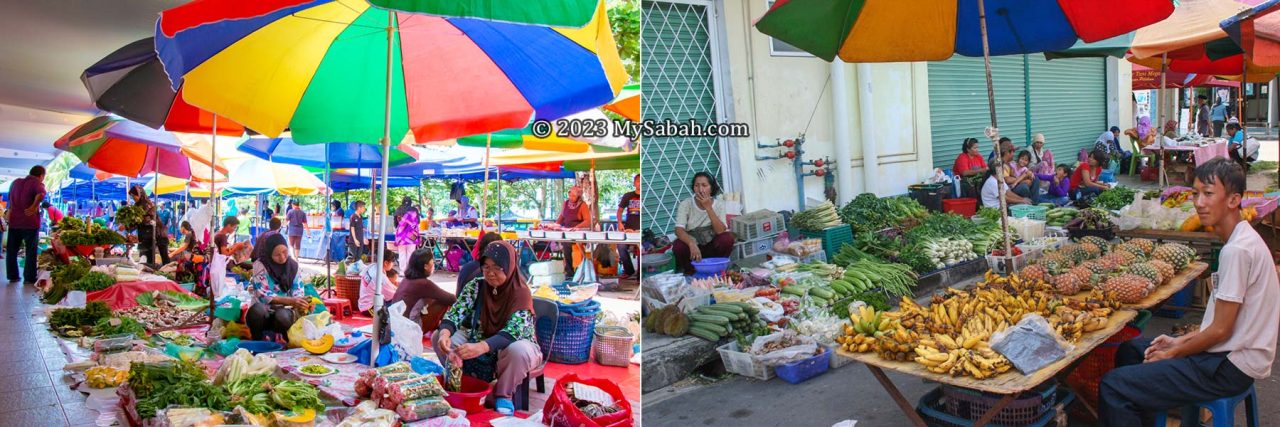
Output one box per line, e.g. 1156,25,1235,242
1100,337,1253,426
1044,196,1071,207
1012,175,1041,205
1074,186,1103,200
6,228,38,284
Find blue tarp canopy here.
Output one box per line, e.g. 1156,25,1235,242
59,178,127,201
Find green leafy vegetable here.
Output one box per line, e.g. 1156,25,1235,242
49,301,112,332
93,316,146,336
71,271,116,292
115,205,146,231
129,361,229,419
269,380,325,413
1094,186,1139,211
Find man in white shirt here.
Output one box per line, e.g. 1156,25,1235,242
1099,158,1279,426
980,164,1029,209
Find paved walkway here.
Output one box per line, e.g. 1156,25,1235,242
0,282,96,426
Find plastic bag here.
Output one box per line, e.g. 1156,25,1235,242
750,331,819,366
543,373,633,427
989,314,1071,375
751,297,785,323
386,300,424,357
209,252,230,298
287,311,336,348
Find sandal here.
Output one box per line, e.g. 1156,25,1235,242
495,397,515,416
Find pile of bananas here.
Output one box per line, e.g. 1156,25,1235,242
839,275,1123,379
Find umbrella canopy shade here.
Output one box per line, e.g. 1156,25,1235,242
226,157,328,196
1131,65,1228,89
754,0,1174,62
327,172,421,191
1045,32,1134,59
457,109,628,151
155,0,627,145
68,163,114,181
1222,0,1280,65
1129,52,1280,75
487,146,639,167
604,82,640,122
431,166,575,181
81,38,246,136
142,173,225,197
367,0,598,27
239,137,421,169
1130,0,1255,59
54,116,191,179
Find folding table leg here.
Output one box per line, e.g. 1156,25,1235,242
864,365,927,427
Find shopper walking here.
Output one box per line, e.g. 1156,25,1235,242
6,166,45,285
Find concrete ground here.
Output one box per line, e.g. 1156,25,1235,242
641,136,1280,426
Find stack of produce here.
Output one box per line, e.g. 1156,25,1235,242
128,361,231,419
43,259,91,304
838,271,1120,379
771,262,844,280
49,301,112,337
115,205,146,231
790,201,844,232
644,304,691,337
1065,208,1114,231
1094,187,1139,211
213,349,278,385
377,375,450,421
921,238,976,270
56,217,126,246
1045,207,1078,227
71,271,116,292
120,295,208,331
1179,206,1258,232
839,193,928,233
86,365,128,388
673,302,764,343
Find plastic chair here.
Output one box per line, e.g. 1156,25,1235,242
1128,136,1154,176
1152,385,1258,427
514,297,558,411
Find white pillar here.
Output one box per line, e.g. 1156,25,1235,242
831,60,855,204
856,63,878,196
1269,78,1277,136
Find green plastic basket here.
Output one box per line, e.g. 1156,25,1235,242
798,225,855,256
1010,205,1048,220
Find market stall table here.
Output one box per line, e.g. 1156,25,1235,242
1141,140,1229,185
838,310,1137,426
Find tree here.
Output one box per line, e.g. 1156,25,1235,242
608,0,640,82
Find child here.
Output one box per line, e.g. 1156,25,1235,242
386,269,400,287
1010,151,1041,205
1035,164,1073,207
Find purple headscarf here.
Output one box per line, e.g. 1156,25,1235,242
1136,116,1153,139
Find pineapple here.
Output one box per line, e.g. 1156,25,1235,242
1052,273,1084,295
1082,260,1110,276
1039,253,1074,275
1096,254,1124,272
1104,274,1154,303
1128,263,1163,285
1114,243,1147,262
1127,238,1156,257
1020,264,1050,283
1070,265,1101,288
1147,260,1176,282
1062,244,1091,263
1078,236,1110,253
1080,243,1103,259
1104,251,1138,267
1152,243,1195,270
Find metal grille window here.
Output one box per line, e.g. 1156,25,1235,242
641,0,722,234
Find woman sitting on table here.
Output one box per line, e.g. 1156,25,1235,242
390,248,456,332
1071,149,1111,200
555,185,591,276
245,234,311,341
433,241,540,416
672,172,735,276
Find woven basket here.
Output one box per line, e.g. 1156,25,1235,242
334,275,361,311
592,326,634,367
539,300,600,364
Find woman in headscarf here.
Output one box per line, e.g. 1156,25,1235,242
245,234,310,341
448,196,478,228
128,185,171,266
434,241,540,416
393,196,414,226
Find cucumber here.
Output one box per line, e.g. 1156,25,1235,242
780,286,808,297
688,314,731,325
810,296,829,306
724,302,759,314
809,287,836,299
830,280,853,294
690,321,727,336
688,327,721,341
704,304,744,314
737,312,748,321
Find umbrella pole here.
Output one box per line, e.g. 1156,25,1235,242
481,134,492,232
324,148,331,294
976,0,1014,271
370,11,396,367
1159,55,1167,188
1242,62,1249,143
496,168,502,232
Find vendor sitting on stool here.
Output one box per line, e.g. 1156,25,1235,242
672,171,735,275
434,241,541,417
245,234,311,341
1099,158,1280,426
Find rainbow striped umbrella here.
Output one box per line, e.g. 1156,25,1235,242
155,0,627,146
604,82,640,122
366,0,598,27
53,116,190,179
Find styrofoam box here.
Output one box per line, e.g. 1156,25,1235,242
529,260,566,276
531,274,567,287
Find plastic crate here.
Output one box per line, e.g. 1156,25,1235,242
731,210,785,241
986,252,1032,275
774,346,832,384
732,235,776,260
941,381,1058,426
1155,282,1196,319
909,184,950,213
944,198,979,218
1009,205,1048,220
717,342,774,380
1065,326,1142,414
919,387,1074,427
830,350,854,369
798,225,855,257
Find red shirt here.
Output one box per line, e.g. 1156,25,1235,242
1070,164,1096,191
45,206,64,225
953,153,987,176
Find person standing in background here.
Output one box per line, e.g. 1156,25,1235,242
1196,95,1211,137
347,201,367,262
555,186,591,276
42,202,64,229
1211,98,1228,137
616,174,641,279
7,166,45,285
286,200,306,257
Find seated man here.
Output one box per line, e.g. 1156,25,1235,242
1100,158,1280,426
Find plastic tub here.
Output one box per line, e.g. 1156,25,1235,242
237,340,284,354
1155,284,1195,319
774,346,832,384
909,184,949,213
943,198,978,218
691,257,731,275
438,375,491,414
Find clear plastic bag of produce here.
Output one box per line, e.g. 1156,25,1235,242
750,330,819,366
789,311,845,348
989,314,1071,375
751,297,785,323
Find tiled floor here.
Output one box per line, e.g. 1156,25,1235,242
0,281,97,426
